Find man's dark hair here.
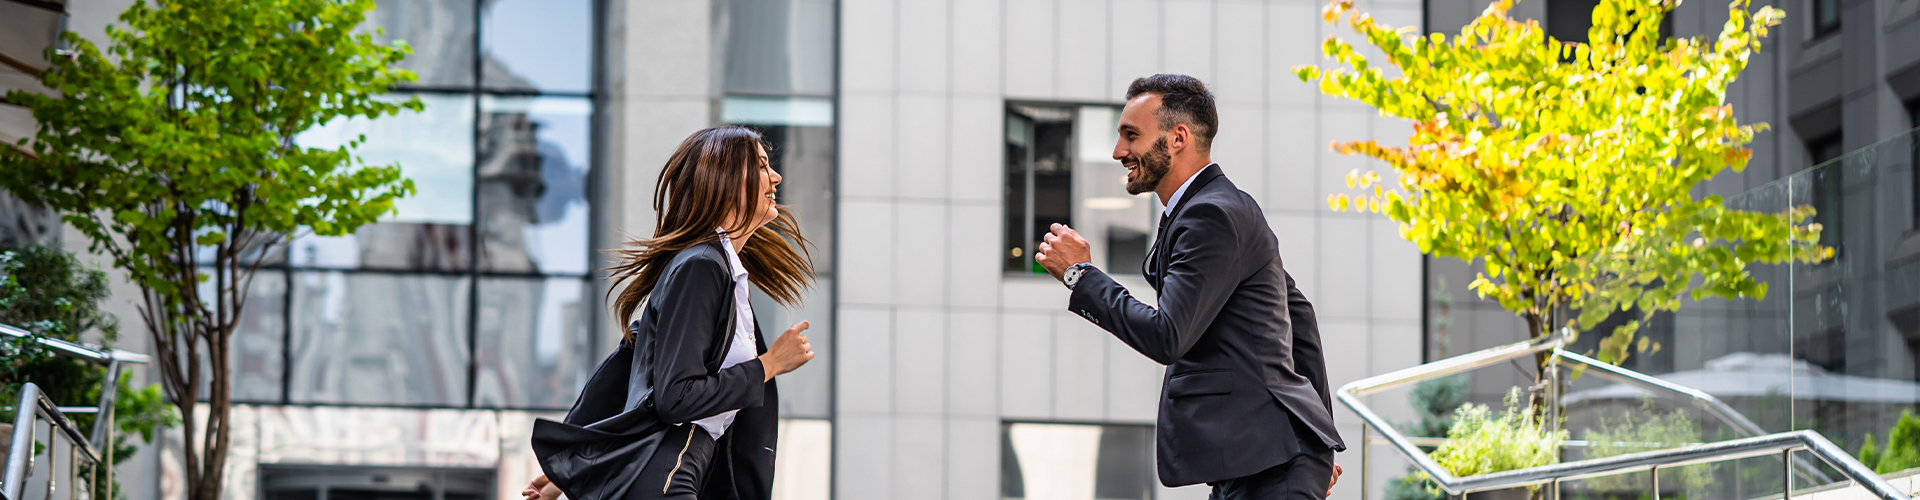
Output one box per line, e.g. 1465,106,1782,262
1126,74,1218,153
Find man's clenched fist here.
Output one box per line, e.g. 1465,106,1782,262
1034,223,1092,281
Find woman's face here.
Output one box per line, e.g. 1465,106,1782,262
747,143,782,229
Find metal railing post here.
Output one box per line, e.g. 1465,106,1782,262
1650,464,1659,500
1783,449,1793,500
1361,424,1371,500
6,383,41,498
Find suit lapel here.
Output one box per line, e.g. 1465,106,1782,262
1147,165,1225,290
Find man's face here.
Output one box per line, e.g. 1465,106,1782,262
1114,94,1172,195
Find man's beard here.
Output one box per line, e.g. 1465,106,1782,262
1124,136,1172,195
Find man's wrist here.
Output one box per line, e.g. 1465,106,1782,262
1063,262,1094,290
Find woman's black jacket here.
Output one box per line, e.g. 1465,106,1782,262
532,241,780,500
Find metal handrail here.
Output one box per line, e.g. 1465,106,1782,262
1342,331,1908,499
1,322,150,500
3,383,102,500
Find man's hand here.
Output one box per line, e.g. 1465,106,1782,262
1328,463,1343,493
1034,223,1092,281
523,474,561,500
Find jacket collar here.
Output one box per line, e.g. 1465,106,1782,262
1163,164,1224,223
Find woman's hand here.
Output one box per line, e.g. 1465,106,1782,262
758,321,814,381
523,474,561,499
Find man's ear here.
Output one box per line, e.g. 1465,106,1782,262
1170,123,1192,156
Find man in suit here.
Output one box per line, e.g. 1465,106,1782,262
1035,74,1346,499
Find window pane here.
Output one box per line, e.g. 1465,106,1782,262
719,0,835,96
287,223,472,272
748,277,832,418
473,277,594,409
1004,113,1033,273
478,96,591,275
196,268,286,403
1074,106,1152,274
294,93,475,272
481,0,591,93
296,93,475,225
366,0,476,88
1000,422,1153,500
288,272,471,406
1005,104,1075,275
739,123,834,275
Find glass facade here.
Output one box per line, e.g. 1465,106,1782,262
218,0,601,410
1003,103,1152,275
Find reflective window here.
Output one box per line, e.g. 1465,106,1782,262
478,96,592,275
724,96,836,419
288,272,472,406
364,0,477,88
207,0,597,411
1000,422,1154,500
297,93,476,226
1005,104,1152,275
196,268,287,403
719,0,835,96
473,277,594,409
481,0,592,93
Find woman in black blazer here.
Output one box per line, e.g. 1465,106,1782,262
523,127,817,500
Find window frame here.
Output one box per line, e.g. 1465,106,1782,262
211,0,601,412
1002,101,1152,277
1811,0,1841,39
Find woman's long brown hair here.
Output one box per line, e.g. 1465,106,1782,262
605,127,814,341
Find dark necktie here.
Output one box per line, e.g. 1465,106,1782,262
1144,210,1175,288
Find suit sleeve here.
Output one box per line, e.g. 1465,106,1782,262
1066,202,1243,365
637,256,767,424
1284,271,1335,414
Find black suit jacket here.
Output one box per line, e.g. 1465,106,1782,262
544,241,780,500
1068,165,1345,487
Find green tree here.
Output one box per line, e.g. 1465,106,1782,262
0,245,181,499
0,1,419,498
1294,0,1824,369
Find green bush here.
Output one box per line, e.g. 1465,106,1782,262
1428,388,1566,478
1582,401,1712,498
1858,410,1920,474
0,245,178,499
1388,374,1472,500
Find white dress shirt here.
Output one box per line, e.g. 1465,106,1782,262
1162,163,1216,216
690,229,759,440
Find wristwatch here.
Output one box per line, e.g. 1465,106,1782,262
1063,262,1093,290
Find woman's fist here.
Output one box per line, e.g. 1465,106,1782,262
759,321,814,381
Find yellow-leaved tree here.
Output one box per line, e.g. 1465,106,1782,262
1294,0,1826,366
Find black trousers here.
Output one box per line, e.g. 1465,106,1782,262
1207,449,1336,500
1209,417,1336,500
632,424,717,500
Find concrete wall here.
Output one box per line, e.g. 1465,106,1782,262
829,1,1425,499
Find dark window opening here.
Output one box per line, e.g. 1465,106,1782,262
1004,104,1075,275
1547,0,1672,62
1813,0,1841,38
1910,101,1919,229
1807,133,1845,256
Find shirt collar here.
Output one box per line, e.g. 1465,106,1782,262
1162,163,1216,216
715,228,749,281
